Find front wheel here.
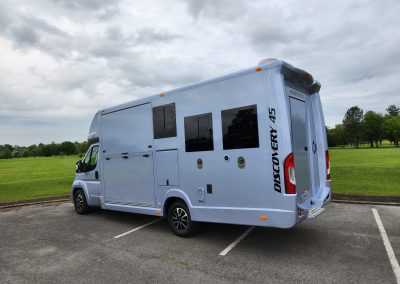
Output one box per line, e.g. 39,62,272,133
73,189,91,215
167,201,198,237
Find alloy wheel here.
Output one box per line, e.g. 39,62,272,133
171,207,189,231
75,193,84,212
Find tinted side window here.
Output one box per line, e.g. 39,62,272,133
221,105,259,150
153,103,177,139
184,113,214,152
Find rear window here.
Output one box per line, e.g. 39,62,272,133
184,113,214,152
221,105,259,150
153,103,177,139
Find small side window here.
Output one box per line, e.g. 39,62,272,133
184,113,214,152
221,105,259,150
153,103,177,139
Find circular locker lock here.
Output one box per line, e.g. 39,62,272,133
237,156,245,169
197,158,203,169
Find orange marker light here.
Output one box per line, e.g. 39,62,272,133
160,93,165,97
259,216,268,221
255,67,262,72
154,211,161,215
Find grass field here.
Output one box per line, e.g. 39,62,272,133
0,156,77,203
0,148,399,203
330,147,400,196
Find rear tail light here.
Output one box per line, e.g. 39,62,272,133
325,150,331,180
284,153,296,194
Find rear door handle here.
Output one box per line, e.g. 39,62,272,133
122,156,128,159
143,154,150,157
312,141,317,153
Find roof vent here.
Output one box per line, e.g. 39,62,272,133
257,58,277,66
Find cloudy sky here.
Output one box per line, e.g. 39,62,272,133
0,0,399,146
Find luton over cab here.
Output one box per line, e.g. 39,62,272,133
72,58,331,237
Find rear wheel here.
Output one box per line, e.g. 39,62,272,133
73,189,91,215
167,201,198,237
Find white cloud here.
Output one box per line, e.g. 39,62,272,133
0,0,399,145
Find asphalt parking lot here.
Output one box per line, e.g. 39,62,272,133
0,202,399,284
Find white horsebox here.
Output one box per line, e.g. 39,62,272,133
72,59,331,237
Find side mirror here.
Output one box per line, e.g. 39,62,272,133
75,160,83,173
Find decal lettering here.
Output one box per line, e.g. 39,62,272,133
269,108,276,123
269,107,281,193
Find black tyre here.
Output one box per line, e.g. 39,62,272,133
167,201,199,237
73,189,91,215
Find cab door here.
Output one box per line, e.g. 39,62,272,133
79,144,101,205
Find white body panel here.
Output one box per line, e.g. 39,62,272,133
72,59,331,229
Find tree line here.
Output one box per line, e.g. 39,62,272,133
327,104,400,147
0,141,89,159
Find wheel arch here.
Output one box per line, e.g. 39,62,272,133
162,189,192,217
71,182,90,204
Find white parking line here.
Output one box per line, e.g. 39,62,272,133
114,219,161,239
219,226,255,256
372,208,400,284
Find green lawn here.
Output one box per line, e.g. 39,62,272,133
330,147,400,196
0,156,77,203
0,148,399,203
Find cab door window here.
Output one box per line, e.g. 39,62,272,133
83,145,99,172
88,145,99,171
83,148,91,171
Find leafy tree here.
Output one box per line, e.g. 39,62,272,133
335,124,347,146
386,105,400,117
0,149,12,159
42,142,60,156
327,124,347,147
343,106,364,148
363,111,384,147
79,141,89,154
326,127,335,147
3,144,14,151
384,116,400,146
60,141,77,155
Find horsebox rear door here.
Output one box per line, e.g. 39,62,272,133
288,92,312,202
